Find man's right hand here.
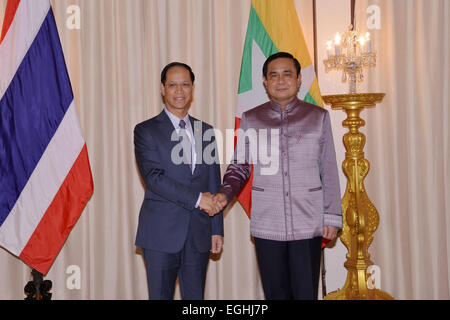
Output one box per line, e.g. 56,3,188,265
199,192,223,217
212,193,227,212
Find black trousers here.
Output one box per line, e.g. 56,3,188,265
142,225,210,300
254,236,322,300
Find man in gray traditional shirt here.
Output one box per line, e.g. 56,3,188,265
213,52,342,300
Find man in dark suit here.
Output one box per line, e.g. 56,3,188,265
134,62,223,300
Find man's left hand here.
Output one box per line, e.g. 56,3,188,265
323,226,339,241
211,235,224,254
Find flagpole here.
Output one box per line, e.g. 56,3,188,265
321,246,327,298
312,0,319,78
312,0,327,299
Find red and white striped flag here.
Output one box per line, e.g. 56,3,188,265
0,0,93,275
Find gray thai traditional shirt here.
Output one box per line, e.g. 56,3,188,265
219,97,342,241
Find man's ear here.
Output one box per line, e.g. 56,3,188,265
190,84,195,102
160,83,165,97
297,75,302,88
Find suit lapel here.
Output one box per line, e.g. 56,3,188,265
156,110,179,148
156,111,192,176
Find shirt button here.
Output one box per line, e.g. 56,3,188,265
284,172,288,177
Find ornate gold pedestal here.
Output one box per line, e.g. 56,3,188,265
323,93,394,300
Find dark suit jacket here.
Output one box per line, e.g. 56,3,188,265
134,110,223,253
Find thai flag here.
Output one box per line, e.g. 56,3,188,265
0,0,93,275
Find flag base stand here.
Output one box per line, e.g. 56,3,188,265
322,93,394,300
24,269,52,300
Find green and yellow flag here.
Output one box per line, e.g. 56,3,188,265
236,0,323,121
235,0,325,245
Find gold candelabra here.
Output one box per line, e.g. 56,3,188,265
323,26,376,94
322,21,392,300
323,93,394,300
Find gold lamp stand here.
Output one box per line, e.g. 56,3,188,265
323,93,394,300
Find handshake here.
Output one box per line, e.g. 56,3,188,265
199,192,227,217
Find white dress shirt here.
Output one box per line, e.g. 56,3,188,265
164,108,202,208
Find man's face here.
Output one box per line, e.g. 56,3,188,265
263,57,301,106
161,66,194,116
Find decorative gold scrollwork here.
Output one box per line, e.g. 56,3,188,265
323,93,394,300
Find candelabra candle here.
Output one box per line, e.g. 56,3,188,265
334,33,341,56
365,32,372,53
327,41,333,59
359,36,366,55
323,26,377,94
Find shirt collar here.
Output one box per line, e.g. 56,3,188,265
164,108,190,130
269,97,300,113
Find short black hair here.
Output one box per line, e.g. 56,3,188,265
262,52,301,78
161,62,195,84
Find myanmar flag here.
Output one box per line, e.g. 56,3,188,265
235,0,328,247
